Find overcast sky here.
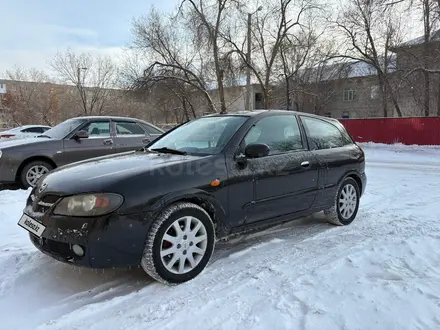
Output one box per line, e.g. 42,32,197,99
0,0,179,74
0,0,426,77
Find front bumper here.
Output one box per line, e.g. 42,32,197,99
0,160,16,183
25,204,152,268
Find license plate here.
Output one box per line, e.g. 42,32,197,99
18,214,46,237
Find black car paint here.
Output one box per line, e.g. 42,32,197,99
0,116,163,184
24,110,366,268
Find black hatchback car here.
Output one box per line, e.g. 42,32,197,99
17,110,366,285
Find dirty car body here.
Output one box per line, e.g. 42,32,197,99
18,110,367,282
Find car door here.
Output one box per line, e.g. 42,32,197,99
236,114,320,224
112,120,151,153
61,119,115,165
299,116,355,208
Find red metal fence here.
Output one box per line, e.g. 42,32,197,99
339,117,440,146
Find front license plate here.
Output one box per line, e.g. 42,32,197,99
18,214,46,237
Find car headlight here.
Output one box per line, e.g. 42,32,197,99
53,193,123,217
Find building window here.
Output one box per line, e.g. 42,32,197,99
370,85,379,99
343,88,356,101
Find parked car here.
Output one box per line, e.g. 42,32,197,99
0,125,52,140
0,116,163,188
17,110,366,285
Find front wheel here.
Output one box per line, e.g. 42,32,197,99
20,161,53,189
141,202,215,285
324,177,360,226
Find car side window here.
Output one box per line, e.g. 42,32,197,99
243,115,303,155
142,124,162,135
22,127,44,133
81,121,111,138
115,122,145,136
300,116,347,150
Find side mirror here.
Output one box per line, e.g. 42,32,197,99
245,143,270,159
74,130,89,140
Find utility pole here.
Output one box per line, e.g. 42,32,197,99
245,6,262,111
76,67,87,117
245,13,252,111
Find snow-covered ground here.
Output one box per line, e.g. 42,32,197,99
1,143,440,330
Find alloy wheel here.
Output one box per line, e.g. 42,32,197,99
160,216,208,275
339,183,357,219
26,165,49,187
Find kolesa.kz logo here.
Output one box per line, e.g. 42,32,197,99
25,219,40,232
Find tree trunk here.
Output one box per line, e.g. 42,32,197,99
423,0,431,116
424,71,430,116
379,78,388,117
213,42,226,114
384,78,402,117
437,74,440,116
182,98,190,121
285,77,291,110
263,89,270,109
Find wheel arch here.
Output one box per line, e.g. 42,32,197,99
340,171,363,196
150,189,228,237
16,156,57,180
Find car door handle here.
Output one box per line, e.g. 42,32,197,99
142,138,151,144
103,139,113,145
301,161,310,167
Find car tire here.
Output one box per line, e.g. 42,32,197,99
20,160,53,189
324,177,360,226
141,202,216,285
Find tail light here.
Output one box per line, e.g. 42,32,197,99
0,134,15,138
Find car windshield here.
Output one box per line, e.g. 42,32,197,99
148,116,248,155
42,118,86,139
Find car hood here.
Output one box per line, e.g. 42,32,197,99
40,151,206,195
0,137,53,148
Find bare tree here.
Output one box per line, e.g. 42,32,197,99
332,0,407,117
50,48,118,116
177,0,243,113
2,68,61,125
131,8,218,113
277,17,320,109
223,0,317,108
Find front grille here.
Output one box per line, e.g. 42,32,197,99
30,193,60,214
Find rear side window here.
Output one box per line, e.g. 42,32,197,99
142,124,162,135
22,127,45,133
300,116,349,150
115,122,145,136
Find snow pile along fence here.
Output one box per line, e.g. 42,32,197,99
339,117,440,146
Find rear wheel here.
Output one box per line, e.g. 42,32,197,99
141,202,215,285
20,161,53,189
324,177,360,226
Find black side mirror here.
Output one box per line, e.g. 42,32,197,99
74,130,89,140
245,143,270,158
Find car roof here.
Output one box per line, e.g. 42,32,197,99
69,116,164,132
202,109,340,123
71,116,141,121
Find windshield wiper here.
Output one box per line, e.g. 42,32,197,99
37,134,51,139
151,147,187,155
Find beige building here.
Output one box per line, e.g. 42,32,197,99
217,30,440,119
